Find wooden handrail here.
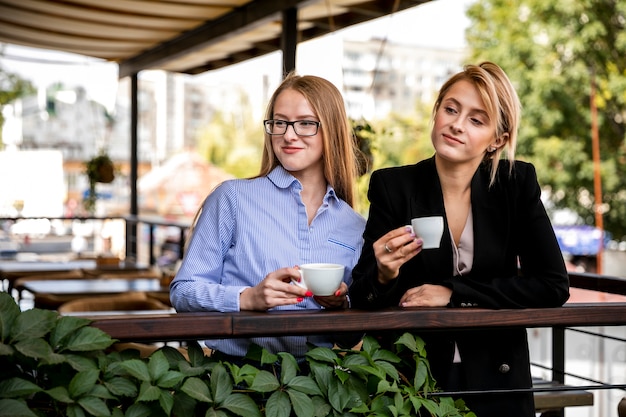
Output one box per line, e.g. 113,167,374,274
90,303,626,343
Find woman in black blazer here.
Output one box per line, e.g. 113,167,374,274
350,62,570,417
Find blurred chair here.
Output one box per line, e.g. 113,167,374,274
57,291,169,313
58,292,172,357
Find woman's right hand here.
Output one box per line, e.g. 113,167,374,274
239,266,312,311
374,225,422,285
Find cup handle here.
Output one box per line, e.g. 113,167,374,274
292,270,307,289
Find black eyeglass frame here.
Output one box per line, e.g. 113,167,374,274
263,119,321,136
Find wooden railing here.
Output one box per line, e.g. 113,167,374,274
85,272,626,417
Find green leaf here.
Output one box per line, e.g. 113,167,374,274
124,403,153,417
50,316,92,348
157,370,184,388
285,376,321,396
14,337,53,360
120,359,151,382
0,398,39,417
305,347,337,364
185,341,207,367
77,396,111,416
181,377,212,402
104,376,138,397
160,344,188,366
148,350,169,381
210,364,232,404
45,386,72,403
375,360,399,381
69,369,100,398
89,384,115,400
310,396,332,417
222,393,261,417
10,308,57,342
414,358,429,391
371,348,400,364
360,336,381,357
0,377,42,398
159,389,175,415
41,351,66,365
249,370,280,392
65,353,99,372
63,326,115,352
178,360,209,377
137,381,161,402
277,352,298,384
66,403,87,417
394,333,418,353
286,388,314,417
0,293,20,342
266,391,290,417
0,342,14,356
326,378,352,412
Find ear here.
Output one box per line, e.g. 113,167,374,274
489,132,509,152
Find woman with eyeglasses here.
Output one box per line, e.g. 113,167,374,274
170,72,365,360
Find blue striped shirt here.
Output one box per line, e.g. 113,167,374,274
170,166,366,357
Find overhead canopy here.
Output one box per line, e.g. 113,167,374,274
0,0,430,78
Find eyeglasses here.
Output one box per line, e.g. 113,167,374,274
264,119,321,136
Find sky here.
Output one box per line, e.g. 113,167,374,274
0,0,474,111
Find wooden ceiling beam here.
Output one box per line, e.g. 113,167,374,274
118,0,313,78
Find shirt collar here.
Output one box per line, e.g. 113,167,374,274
267,165,339,203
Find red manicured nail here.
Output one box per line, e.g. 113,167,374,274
297,297,304,302
305,291,313,297
334,290,341,297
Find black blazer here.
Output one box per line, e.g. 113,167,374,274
350,156,570,417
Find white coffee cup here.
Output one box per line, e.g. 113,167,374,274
411,216,444,249
293,263,345,296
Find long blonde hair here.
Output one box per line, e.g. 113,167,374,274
432,62,521,185
258,72,359,207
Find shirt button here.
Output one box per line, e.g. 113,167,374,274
498,363,511,373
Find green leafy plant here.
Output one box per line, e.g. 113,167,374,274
0,292,474,417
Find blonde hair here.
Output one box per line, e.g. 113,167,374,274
432,62,521,185
258,72,359,207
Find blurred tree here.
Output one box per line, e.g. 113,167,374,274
353,103,433,215
466,0,626,239
196,90,263,179
0,54,36,148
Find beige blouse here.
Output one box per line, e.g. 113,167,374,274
452,208,473,363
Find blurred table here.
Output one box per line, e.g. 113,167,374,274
19,278,168,309
0,258,97,292
1,254,151,293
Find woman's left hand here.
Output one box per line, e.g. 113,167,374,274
314,282,349,309
399,284,452,307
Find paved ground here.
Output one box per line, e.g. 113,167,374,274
604,250,626,277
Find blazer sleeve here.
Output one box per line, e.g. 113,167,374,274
350,168,411,309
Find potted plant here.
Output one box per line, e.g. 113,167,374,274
0,292,474,417
84,151,115,213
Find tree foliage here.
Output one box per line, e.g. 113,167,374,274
0,51,36,148
466,0,626,239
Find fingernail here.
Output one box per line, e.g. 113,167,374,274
294,265,300,270
297,297,304,302
416,238,423,245
405,225,413,233
305,291,313,297
334,290,341,297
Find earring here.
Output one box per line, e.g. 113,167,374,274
488,146,496,152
